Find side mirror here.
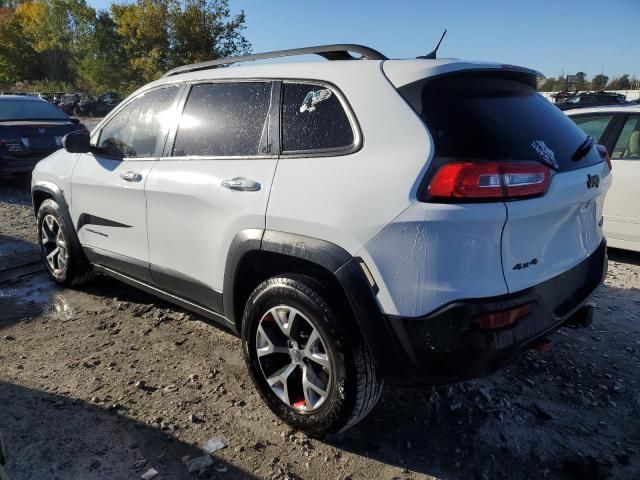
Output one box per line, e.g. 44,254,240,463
62,131,91,153
70,118,80,125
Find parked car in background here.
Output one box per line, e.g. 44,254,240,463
557,91,626,111
73,94,96,117
94,92,121,116
58,93,80,115
0,95,86,176
52,92,66,106
31,44,610,435
567,105,640,252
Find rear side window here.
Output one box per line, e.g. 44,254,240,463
572,114,614,142
281,82,354,153
399,73,603,171
98,87,178,158
172,82,271,157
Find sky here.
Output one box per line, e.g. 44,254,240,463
87,0,640,79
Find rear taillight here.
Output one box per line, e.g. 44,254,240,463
596,144,612,170
428,162,551,202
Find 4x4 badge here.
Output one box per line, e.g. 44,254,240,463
531,140,559,170
587,174,600,189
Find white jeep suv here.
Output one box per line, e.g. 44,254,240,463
31,45,611,435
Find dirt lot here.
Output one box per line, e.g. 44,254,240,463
1,175,639,480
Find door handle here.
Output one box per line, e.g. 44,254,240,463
221,177,261,192
120,171,142,182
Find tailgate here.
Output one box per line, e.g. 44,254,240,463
502,161,611,293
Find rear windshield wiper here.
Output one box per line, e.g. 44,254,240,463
572,135,595,161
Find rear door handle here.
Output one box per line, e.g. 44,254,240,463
120,171,142,182
221,177,261,192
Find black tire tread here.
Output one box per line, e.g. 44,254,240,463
242,274,383,435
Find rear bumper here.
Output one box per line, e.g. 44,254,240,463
0,152,52,175
381,240,607,385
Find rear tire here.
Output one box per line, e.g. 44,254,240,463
241,274,383,436
37,199,94,286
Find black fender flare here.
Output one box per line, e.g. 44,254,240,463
223,229,399,378
31,181,86,261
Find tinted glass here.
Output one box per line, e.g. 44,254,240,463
572,114,614,142
0,100,68,121
400,73,603,171
172,82,271,157
98,87,178,158
281,83,354,152
611,115,640,160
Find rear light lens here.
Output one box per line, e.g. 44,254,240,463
596,144,612,170
428,162,551,201
473,303,532,330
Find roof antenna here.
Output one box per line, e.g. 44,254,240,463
418,30,447,59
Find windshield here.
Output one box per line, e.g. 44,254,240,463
0,100,69,121
61,95,76,102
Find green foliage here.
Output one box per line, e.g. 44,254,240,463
607,74,631,90
538,72,637,92
0,0,249,95
591,74,609,91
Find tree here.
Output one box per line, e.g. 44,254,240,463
169,0,249,68
1,0,251,93
111,0,171,88
78,10,128,93
575,71,588,91
591,74,608,91
607,74,631,90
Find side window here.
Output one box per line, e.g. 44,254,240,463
572,114,614,142
611,115,640,160
98,87,178,158
281,82,354,153
172,82,272,157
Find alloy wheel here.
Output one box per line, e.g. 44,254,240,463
41,215,68,275
256,305,332,412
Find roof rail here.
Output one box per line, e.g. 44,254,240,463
162,44,388,78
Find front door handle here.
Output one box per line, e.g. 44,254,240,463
120,171,142,182
221,177,261,192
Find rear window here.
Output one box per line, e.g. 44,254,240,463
399,72,603,171
0,100,68,121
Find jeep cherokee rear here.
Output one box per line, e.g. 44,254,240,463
31,45,610,435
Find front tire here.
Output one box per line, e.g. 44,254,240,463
37,199,94,286
241,275,383,436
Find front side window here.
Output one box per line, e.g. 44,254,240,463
98,87,178,158
172,82,272,157
612,115,640,160
572,114,614,142
281,82,354,153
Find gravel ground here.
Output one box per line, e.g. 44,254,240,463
1,175,639,480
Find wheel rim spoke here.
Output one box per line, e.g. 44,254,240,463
304,328,330,368
266,362,297,405
41,215,66,275
256,324,289,357
302,365,329,409
256,304,332,413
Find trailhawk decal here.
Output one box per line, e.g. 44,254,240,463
531,140,559,170
299,89,332,113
